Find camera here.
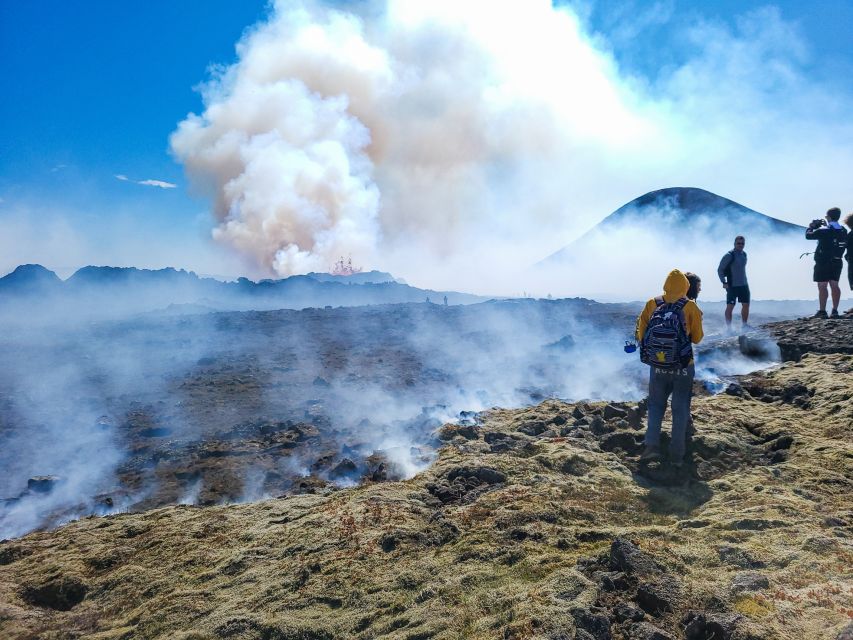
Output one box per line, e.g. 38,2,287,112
809,218,827,230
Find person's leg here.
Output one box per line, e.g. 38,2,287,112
830,280,841,312
644,368,672,452
724,304,734,327
669,365,696,464
817,281,828,312
741,303,750,325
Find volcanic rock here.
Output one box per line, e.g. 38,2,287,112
21,575,88,611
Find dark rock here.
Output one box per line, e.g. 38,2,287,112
635,575,681,616
595,571,629,592
731,572,769,592
27,475,61,493
724,382,745,397
726,518,786,531
576,631,596,640
379,532,398,552
769,450,789,464
438,424,479,440
0,544,30,565
560,455,591,476
600,432,643,455
717,545,765,569
613,603,645,623
484,432,514,444
551,415,568,426
329,458,358,479
571,607,611,640
603,404,628,420
427,466,506,504
824,516,848,527
769,435,794,451
590,416,613,435
518,421,548,436
626,407,643,429
836,622,853,640
572,406,586,419
610,538,661,576
628,622,674,640
683,611,740,640
21,575,88,611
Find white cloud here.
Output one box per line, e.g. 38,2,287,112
115,174,177,189
169,0,853,296
137,179,177,189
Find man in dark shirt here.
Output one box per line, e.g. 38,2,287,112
845,213,853,295
717,236,749,331
806,207,847,318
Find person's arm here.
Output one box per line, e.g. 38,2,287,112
717,253,732,285
805,226,825,241
685,301,704,344
635,300,654,341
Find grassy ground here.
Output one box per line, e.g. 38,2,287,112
1,352,851,640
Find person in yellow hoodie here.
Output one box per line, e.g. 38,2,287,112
635,269,704,467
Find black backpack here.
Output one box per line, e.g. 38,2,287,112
831,227,847,259
640,297,693,369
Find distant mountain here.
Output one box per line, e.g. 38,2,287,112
0,265,482,320
0,264,62,294
303,270,396,285
542,187,805,265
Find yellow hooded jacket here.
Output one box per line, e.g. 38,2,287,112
635,269,704,363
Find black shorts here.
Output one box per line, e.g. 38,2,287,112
726,285,750,305
813,260,843,283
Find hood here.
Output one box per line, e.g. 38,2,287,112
662,269,689,302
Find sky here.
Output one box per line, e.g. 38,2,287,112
2,0,853,293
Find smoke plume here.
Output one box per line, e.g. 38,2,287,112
172,0,853,295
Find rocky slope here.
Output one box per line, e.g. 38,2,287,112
0,317,851,640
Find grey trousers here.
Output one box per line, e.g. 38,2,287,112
645,364,695,462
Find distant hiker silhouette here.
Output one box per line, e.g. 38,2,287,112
635,269,704,468
843,212,853,297
717,236,750,331
806,207,847,318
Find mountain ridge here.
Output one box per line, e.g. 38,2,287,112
543,186,806,265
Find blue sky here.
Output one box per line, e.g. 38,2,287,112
1,1,852,285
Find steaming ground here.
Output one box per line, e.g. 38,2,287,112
0,299,798,539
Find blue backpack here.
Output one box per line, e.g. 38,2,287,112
640,297,692,369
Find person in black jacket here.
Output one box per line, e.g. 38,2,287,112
806,207,847,318
845,213,853,294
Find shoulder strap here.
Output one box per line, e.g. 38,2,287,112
654,296,664,307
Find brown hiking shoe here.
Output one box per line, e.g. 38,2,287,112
639,445,661,462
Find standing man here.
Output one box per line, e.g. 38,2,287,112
635,269,704,468
844,213,853,297
717,236,750,331
806,207,847,318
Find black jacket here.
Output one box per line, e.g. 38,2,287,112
806,224,847,263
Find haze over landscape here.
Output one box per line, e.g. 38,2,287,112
1,3,852,640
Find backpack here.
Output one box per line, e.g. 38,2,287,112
831,227,847,259
640,297,693,369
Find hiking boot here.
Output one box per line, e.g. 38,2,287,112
639,445,661,462
813,310,828,319
830,309,840,319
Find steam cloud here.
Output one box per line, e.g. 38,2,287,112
171,0,853,295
